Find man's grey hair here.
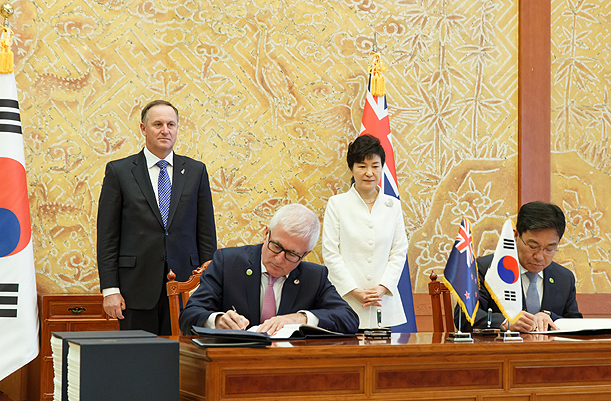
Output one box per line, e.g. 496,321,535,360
268,204,321,252
141,99,179,124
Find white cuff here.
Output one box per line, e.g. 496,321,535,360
102,287,120,297
299,310,319,327
206,312,224,328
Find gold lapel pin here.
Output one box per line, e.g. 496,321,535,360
181,169,185,174
549,277,554,284
246,269,253,276
294,279,300,285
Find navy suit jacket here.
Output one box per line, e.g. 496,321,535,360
97,150,216,310
455,254,582,331
179,244,360,335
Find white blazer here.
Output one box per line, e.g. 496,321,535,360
322,185,408,328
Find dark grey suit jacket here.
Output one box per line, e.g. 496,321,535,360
455,254,582,331
179,244,360,335
97,150,216,310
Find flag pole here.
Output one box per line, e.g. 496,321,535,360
373,31,378,53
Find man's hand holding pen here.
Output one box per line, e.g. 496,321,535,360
216,307,249,330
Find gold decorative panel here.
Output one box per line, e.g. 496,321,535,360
551,0,611,294
9,0,517,295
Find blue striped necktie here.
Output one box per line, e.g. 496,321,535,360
156,160,171,228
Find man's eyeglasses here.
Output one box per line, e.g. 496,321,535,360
267,231,307,263
518,235,558,256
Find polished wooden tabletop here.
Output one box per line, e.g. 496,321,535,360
177,332,611,401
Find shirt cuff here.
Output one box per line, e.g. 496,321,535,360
299,310,319,327
102,287,120,297
206,312,223,328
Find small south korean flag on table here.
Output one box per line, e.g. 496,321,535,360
484,219,522,324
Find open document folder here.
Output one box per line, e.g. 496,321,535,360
533,318,611,335
192,324,356,347
191,324,356,347
247,324,357,340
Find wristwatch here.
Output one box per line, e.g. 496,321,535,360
542,310,552,317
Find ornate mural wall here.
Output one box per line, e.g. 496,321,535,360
8,0,519,295
551,0,611,294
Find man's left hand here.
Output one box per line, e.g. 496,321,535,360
533,311,557,332
257,313,307,335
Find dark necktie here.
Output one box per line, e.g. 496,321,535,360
156,160,171,228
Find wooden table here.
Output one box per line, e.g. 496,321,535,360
178,332,611,401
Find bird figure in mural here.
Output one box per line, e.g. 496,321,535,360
304,75,367,136
254,20,298,134
388,104,421,135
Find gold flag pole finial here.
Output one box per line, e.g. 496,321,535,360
0,2,14,73
368,32,386,97
1,3,13,27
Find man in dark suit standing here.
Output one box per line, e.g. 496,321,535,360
179,204,359,335
97,99,216,335
455,201,582,333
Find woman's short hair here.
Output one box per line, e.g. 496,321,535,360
516,201,566,240
346,134,386,169
268,204,320,251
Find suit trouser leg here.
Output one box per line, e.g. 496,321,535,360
119,282,171,335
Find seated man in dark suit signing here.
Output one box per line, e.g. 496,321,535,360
455,201,582,333
180,203,359,335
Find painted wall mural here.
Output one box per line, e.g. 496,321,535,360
8,0,521,296
551,0,611,294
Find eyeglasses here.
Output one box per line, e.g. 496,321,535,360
267,231,307,263
518,235,558,256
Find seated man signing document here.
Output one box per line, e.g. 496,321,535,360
179,204,359,335
455,201,582,333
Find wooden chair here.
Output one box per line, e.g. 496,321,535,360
166,261,210,336
428,272,454,332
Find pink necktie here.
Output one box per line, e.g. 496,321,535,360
261,273,279,322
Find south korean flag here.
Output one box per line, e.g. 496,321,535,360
484,219,523,324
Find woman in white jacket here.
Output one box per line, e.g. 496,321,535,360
322,135,408,329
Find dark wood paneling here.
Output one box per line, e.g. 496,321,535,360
224,370,362,395
375,365,501,390
514,362,611,387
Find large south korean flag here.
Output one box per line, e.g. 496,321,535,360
0,71,39,381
